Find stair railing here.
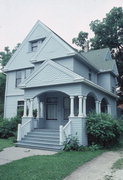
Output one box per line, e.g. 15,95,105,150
17,119,32,141
59,120,72,145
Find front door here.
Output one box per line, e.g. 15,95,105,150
45,96,59,129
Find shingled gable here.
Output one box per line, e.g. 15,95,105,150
19,59,83,88
4,20,75,72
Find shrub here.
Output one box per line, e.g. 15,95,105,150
87,112,122,147
0,116,21,138
63,135,79,151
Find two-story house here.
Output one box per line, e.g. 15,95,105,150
4,21,118,150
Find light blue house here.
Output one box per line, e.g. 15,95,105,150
4,21,118,150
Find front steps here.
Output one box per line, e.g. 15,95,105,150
16,129,63,151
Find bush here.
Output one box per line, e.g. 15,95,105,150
63,135,79,151
87,112,122,148
0,116,21,138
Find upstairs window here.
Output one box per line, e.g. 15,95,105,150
16,70,22,87
30,38,45,52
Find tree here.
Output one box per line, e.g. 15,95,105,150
0,43,20,116
0,43,21,68
90,7,123,103
72,7,123,104
72,31,89,51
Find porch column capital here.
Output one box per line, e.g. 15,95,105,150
70,95,74,117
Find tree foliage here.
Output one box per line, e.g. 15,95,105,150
72,31,89,51
0,43,20,116
0,43,20,68
72,7,123,103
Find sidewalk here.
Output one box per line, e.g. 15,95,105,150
64,151,123,180
0,146,56,165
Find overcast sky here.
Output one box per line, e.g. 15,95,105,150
0,0,122,51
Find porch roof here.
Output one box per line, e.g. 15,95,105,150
19,59,83,88
19,59,117,99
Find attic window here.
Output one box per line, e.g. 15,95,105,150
30,38,45,52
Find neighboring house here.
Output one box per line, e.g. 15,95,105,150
3,21,118,150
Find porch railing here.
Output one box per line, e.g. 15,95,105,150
17,119,32,141
59,120,72,145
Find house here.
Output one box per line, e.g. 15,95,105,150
3,21,118,150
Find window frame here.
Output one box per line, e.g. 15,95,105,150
17,100,24,117
15,70,22,87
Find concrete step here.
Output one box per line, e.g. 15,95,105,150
28,131,59,136
23,136,59,142
24,134,59,140
17,129,62,151
16,142,63,151
20,140,59,146
22,138,59,144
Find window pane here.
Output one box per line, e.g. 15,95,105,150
46,104,57,120
18,101,24,105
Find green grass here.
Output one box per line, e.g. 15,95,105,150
0,150,104,180
112,158,123,170
0,138,14,151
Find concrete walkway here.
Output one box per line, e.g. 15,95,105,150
0,146,57,165
64,151,123,180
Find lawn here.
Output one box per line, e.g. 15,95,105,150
0,150,104,180
0,138,14,151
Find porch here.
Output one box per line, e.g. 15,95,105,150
17,90,112,150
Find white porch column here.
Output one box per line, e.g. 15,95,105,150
37,98,40,118
78,96,83,117
23,99,27,117
98,101,101,114
107,104,111,115
40,101,44,118
28,98,34,117
83,96,87,117
70,96,74,117
96,101,99,114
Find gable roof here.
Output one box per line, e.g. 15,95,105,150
19,59,83,88
3,20,75,72
81,48,118,75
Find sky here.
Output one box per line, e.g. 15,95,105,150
0,0,123,51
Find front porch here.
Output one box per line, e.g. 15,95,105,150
17,90,112,150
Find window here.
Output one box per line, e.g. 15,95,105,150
17,101,24,117
24,68,33,79
16,70,22,87
89,69,92,81
46,97,57,120
63,97,70,120
30,38,45,52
